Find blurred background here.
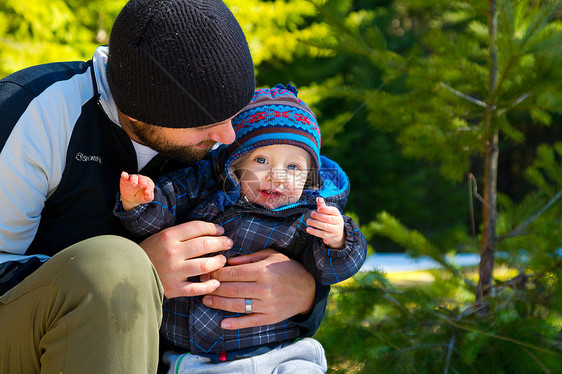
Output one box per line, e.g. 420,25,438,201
2,0,561,372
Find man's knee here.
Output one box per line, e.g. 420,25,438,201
50,235,164,316
0,236,163,373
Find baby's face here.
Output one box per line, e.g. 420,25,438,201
236,144,311,209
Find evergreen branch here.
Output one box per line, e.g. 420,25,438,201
443,333,456,374
519,0,559,52
439,82,487,108
398,343,453,353
496,93,532,116
383,292,410,315
516,259,562,291
490,55,515,119
493,189,562,244
491,1,559,112
322,52,415,144
521,346,551,373
458,301,489,319
431,258,476,291
308,0,397,67
373,330,401,351
444,320,562,357
390,321,442,337
386,341,455,370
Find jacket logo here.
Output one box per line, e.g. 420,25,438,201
75,152,102,164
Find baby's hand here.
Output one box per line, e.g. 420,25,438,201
306,197,345,249
119,171,155,211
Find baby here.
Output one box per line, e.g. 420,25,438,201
115,84,367,372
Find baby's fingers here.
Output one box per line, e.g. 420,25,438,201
143,188,154,202
120,172,140,189
120,171,138,186
316,197,327,209
316,198,341,216
306,226,329,240
128,174,140,186
310,211,341,225
306,217,338,233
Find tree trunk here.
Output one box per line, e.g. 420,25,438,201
477,132,498,301
476,0,498,303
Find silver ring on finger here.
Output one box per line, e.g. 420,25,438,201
245,298,252,314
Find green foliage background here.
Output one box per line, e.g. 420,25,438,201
0,0,469,253
1,0,561,372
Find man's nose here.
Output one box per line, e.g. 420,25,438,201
208,119,236,145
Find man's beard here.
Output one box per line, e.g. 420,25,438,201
130,122,215,163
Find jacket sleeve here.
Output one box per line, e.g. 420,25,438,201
0,81,74,263
114,159,217,236
308,215,368,286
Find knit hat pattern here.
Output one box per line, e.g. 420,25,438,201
107,0,255,128
227,83,321,171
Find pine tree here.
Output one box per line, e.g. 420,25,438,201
308,0,562,371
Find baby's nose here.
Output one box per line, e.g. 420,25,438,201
270,169,288,182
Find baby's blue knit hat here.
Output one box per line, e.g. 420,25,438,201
226,83,321,171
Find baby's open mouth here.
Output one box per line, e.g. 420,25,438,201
260,189,281,198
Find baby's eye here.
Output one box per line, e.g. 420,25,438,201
255,157,267,164
287,164,300,171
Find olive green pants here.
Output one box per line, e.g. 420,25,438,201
0,235,164,374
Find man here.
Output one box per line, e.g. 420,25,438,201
0,0,328,373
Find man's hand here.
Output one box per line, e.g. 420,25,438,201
139,221,232,298
200,249,316,330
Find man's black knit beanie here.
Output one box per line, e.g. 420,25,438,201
107,0,255,128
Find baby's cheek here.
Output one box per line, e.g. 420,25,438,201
240,180,259,199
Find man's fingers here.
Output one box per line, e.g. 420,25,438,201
159,255,225,298
199,254,265,282
201,295,272,330
226,249,276,266
206,262,261,282
157,222,232,258
172,279,221,298
199,251,315,328
180,236,232,258
202,295,259,314
221,314,270,330
177,254,227,276
172,221,225,240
